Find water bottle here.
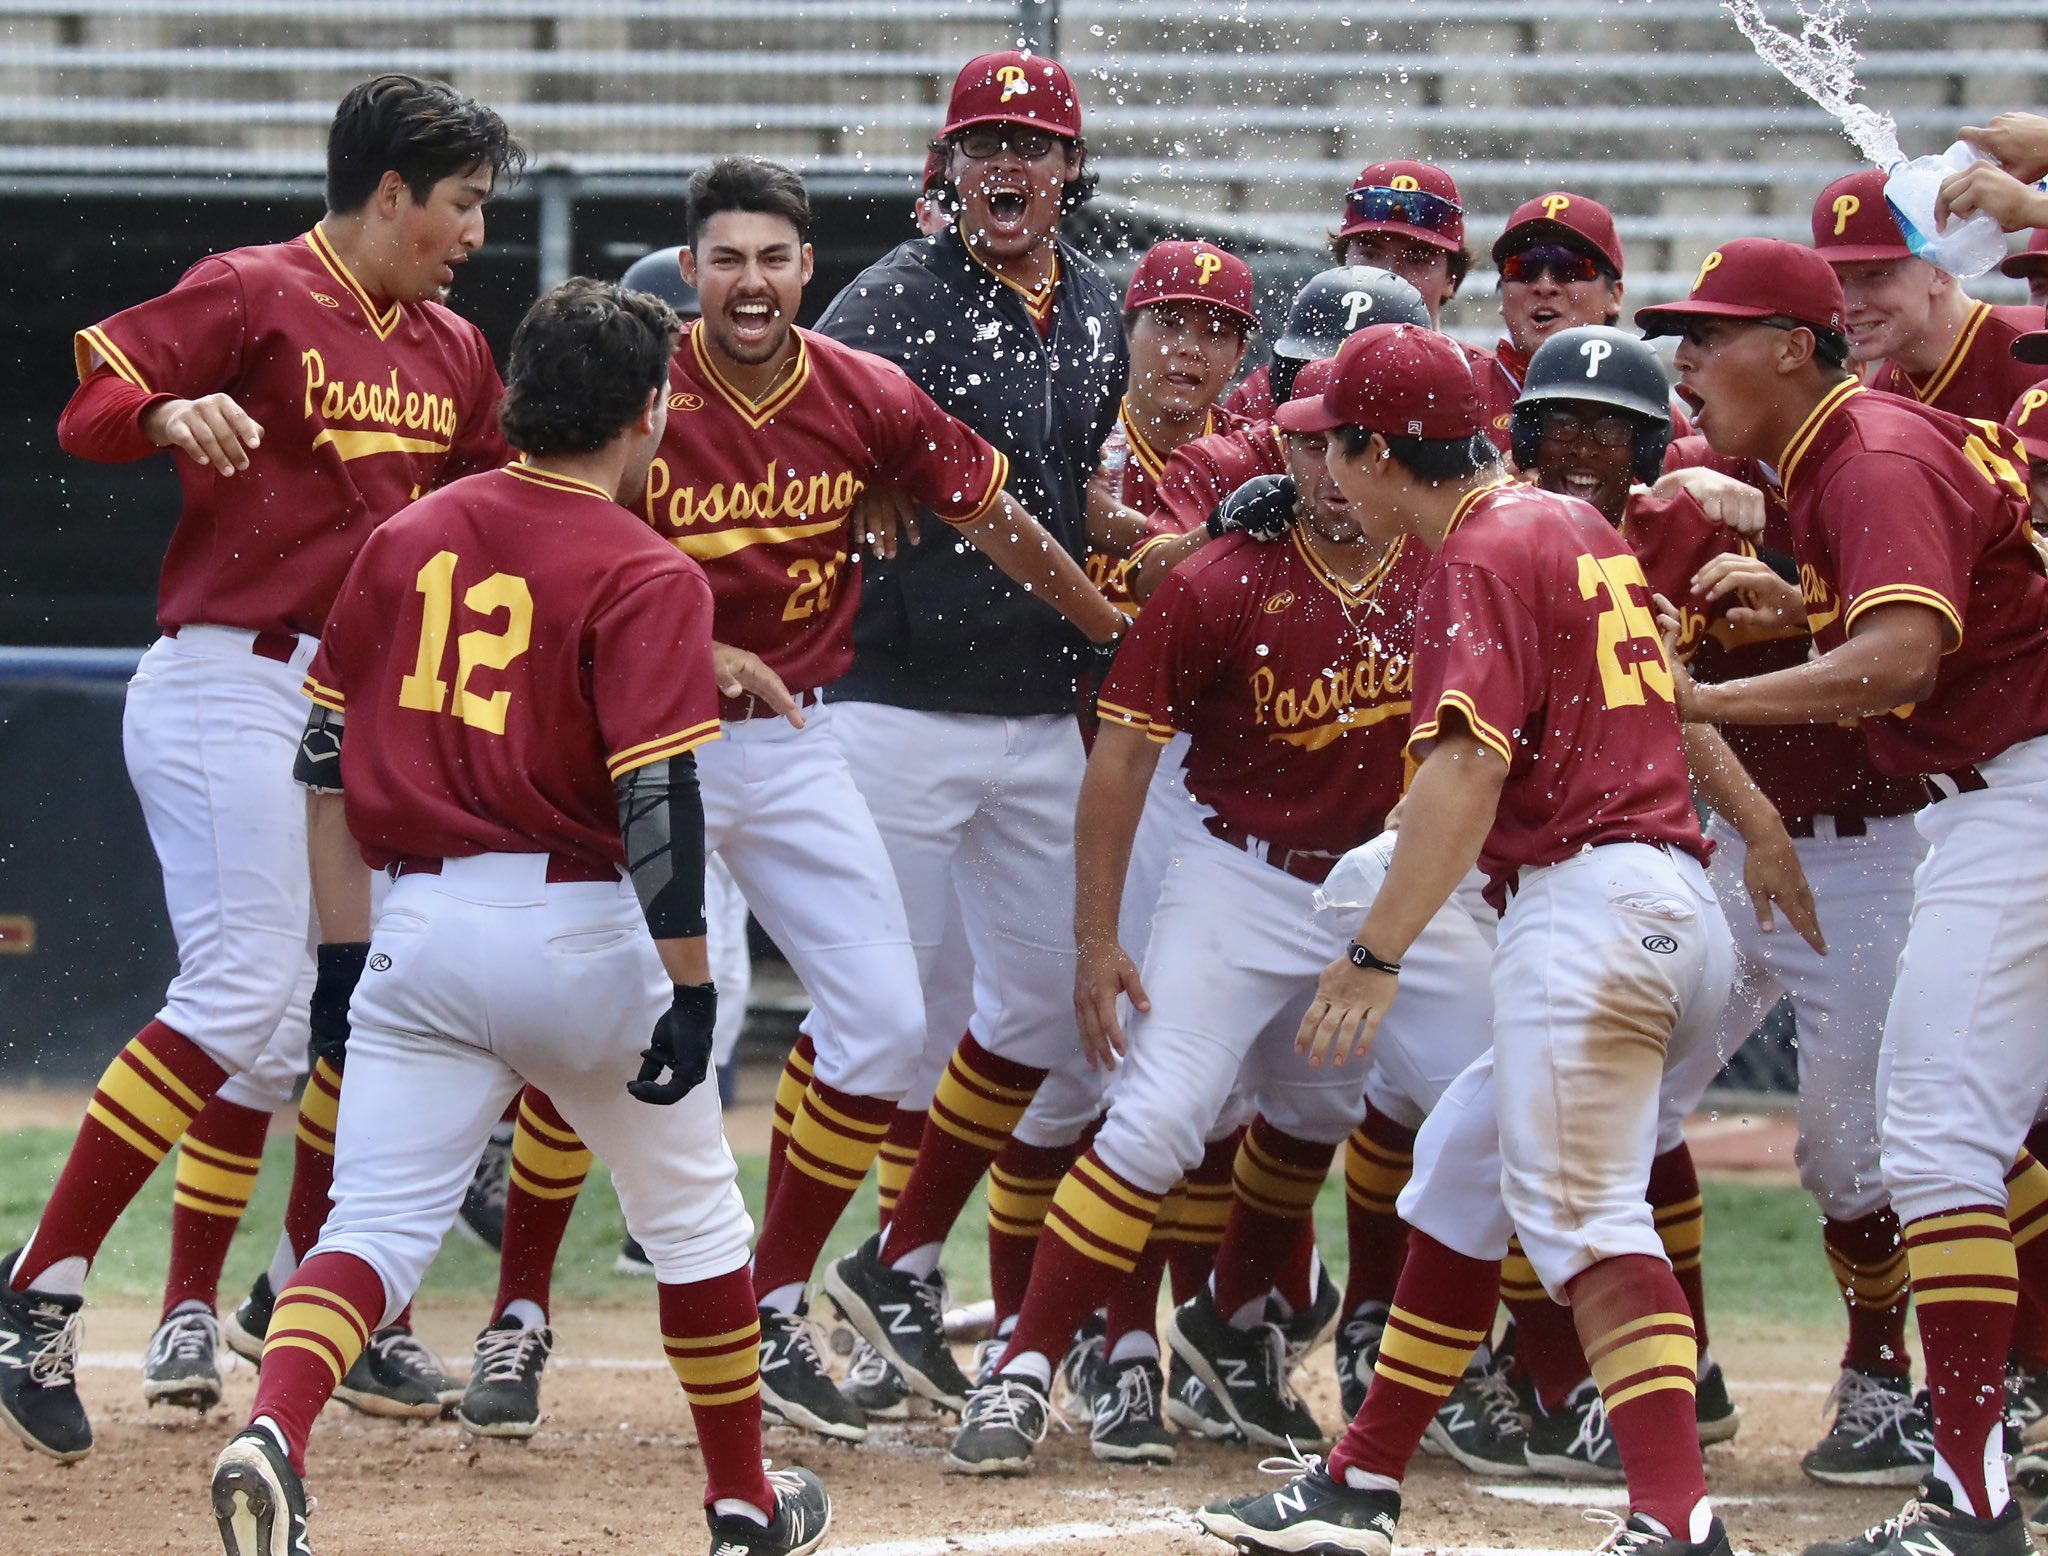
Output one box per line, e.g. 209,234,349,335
1883,142,2021,280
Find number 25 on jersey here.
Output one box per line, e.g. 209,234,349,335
1578,552,1674,710
397,550,534,734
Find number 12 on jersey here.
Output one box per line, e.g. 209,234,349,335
397,550,534,734
1578,551,1674,710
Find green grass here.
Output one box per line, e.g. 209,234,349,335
0,1123,1841,1327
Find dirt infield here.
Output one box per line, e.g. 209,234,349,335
9,1299,1904,1556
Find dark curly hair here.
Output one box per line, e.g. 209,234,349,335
500,279,681,456
326,73,526,214
687,156,811,248
926,135,1098,217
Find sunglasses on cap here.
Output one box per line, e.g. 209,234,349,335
952,126,1065,161
1344,184,1463,236
1499,245,1608,286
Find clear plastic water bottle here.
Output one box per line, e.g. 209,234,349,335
1883,142,2022,279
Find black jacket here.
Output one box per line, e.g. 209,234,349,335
818,225,1128,716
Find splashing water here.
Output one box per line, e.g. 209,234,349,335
1722,0,1900,168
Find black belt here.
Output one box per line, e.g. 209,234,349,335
1782,814,1869,839
388,855,619,884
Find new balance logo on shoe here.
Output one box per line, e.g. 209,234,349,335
1274,1483,1309,1519
881,1302,921,1337
1218,1357,1256,1393
1898,1537,1957,1556
713,1543,751,1556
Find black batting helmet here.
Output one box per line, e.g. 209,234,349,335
620,245,702,319
1510,325,1672,484
1270,266,1428,405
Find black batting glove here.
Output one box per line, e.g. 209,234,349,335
309,941,370,1070
628,982,718,1105
1209,474,1296,541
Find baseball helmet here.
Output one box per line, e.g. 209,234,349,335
620,246,702,319
1269,266,1428,405
1510,324,1673,483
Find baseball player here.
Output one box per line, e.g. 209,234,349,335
2000,228,2048,311
1648,237,2048,1556
1201,323,1742,1556
441,156,1121,1445
0,74,519,1461
803,50,1129,1414
2009,381,2048,522
937,334,1442,1474
1143,267,1430,562
205,278,828,1556
1813,169,2041,418
1225,161,1513,446
1084,238,1257,594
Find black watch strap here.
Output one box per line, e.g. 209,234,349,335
1347,940,1402,975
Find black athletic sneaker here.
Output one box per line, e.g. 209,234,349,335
822,1234,970,1411
455,1128,511,1253
1801,1368,1934,1487
144,1302,224,1412
1586,1510,1734,1556
456,1318,553,1439
945,1375,1051,1475
1800,1479,2030,1556
211,1425,312,1556
840,1338,911,1420
1055,1315,1108,1423
1165,1352,1244,1443
1695,1359,1741,1445
1421,1356,1531,1477
1090,1355,1175,1465
758,1304,867,1442
1524,1379,1624,1482
1165,1287,1328,1451
222,1273,276,1366
1272,1261,1343,1377
705,1463,831,1556
1195,1451,1400,1556
614,1235,656,1277
0,1261,90,1463
334,1325,448,1419
1333,1304,1387,1421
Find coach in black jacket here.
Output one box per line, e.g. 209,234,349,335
812,49,1135,1422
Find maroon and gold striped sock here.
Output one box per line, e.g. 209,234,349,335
1649,1144,1710,1352
1824,1209,1911,1376
163,1096,270,1317
1002,1151,1166,1374
491,1089,593,1324
13,1019,227,1291
986,1135,1082,1327
1328,1232,1498,1482
660,1266,776,1512
250,1250,388,1472
279,1058,343,1262
764,1034,816,1212
1905,1205,2019,1515
1342,1105,1416,1318
753,1079,894,1299
1212,1119,1335,1320
878,1035,1044,1267
1569,1253,1705,1537
1165,1129,1242,1305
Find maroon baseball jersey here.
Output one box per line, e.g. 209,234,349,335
1096,529,1424,853
1777,379,2048,774
305,463,720,873
1634,439,1922,819
1220,364,1275,424
71,228,508,639
1151,423,1287,535
641,323,1008,718
1867,302,2043,421
1408,481,1708,894
1086,400,1247,606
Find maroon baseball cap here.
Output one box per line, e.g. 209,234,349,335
1811,169,1911,264
1124,240,1259,328
2001,227,2048,280
1637,238,1847,338
920,146,948,192
1278,323,1483,439
1338,160,1465,252
941,51,1081,140
1492,191,1625,276
1271,357,1342,431
2006,383,2048,463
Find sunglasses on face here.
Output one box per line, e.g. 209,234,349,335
1499,245,1608,286
953,126,1063,161
1344,184,1463,236
1539,407,1636,448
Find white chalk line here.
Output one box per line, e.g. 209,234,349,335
1477,1485,1781,1508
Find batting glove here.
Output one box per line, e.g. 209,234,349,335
628,982,718,1105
